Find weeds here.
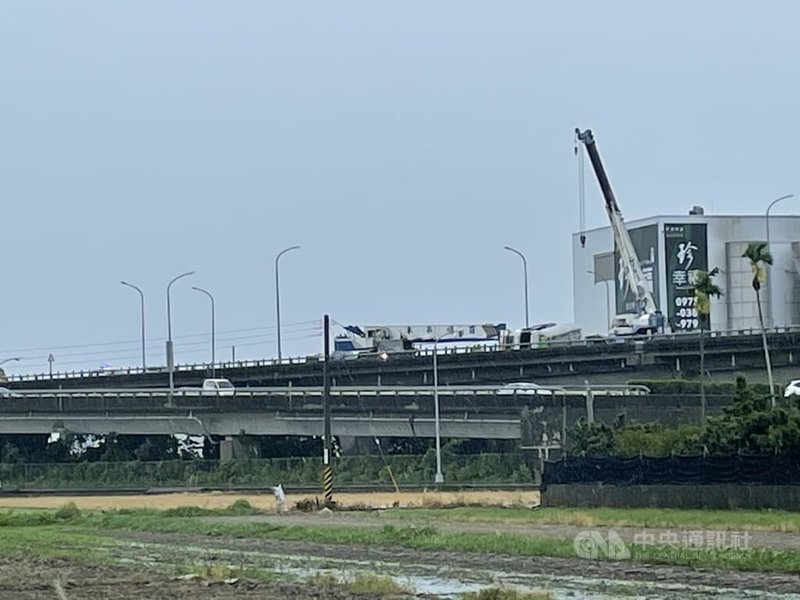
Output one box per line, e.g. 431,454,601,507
306,572,410,595
162,499,260,518
182,562,275,582
0,511,59,527
461,588,553,600
381,524,437,542
347,573,410,595
54,503,81,521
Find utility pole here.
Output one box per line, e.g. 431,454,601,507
322,314,333,506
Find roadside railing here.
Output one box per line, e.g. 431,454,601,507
7,324,799,384
0,383,650,401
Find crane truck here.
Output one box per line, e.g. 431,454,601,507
576,128,664,336
333,323,507,358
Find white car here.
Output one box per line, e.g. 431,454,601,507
497,382,553,396
784,380,800,398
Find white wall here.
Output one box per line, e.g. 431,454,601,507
572,214,800,334
572,227,614,336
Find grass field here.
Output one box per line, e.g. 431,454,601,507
3,501,800,575
381,505,800,533
2,494,800,592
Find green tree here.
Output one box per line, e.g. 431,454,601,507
568,419,614,456
613,422,702,457
700,375,800,456
693,267,723,421
742,243,775,405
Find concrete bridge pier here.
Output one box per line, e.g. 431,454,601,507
219,435,259,462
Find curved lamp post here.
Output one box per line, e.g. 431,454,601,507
765,194,794,327
120,281,146,369
504,246,530,328
192,286,216,377
432,332,459,485
275,245,301,360
166,271,194,401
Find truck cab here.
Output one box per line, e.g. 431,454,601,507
201,378,235,396
611,311,664,336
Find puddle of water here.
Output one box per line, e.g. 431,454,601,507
111,540,800,600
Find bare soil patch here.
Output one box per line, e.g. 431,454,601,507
0,555,403,599
103,529,800,595
0,489,540,511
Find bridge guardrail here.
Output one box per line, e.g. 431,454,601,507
1,383,650,401
7,324,799,383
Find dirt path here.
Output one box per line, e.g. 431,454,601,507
100,529,800,595
207,511,800,552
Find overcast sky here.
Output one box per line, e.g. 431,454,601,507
1,2,798,374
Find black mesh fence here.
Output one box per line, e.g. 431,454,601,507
543,455,800,487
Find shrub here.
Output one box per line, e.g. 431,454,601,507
54,502,81,520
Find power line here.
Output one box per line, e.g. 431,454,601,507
9,331,322,371
0,319,321,354
7,325,321,362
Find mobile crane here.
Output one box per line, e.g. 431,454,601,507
575,128,664,336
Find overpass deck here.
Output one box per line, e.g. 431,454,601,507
5,327,799,390
0,385,648,441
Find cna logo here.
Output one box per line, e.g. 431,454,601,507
573,530,631,560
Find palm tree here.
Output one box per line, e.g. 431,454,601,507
693,268,723,421
742,242,775,406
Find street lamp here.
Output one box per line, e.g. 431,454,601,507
0,357,20,367
120,281,146,369
192,286,216,377
587,270,611,330
504,246,530,328
166,271,194,401
275,245,301,360
765,194,794,327
432,333,456,485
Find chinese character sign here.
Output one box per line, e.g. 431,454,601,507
664,223,708,332
614,224,660,315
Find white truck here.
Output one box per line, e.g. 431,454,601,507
498,323,582,350
179,378,235,396
333,323,506,358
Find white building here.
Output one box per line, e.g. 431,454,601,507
572,209,800,336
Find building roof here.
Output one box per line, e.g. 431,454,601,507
573,213,800,237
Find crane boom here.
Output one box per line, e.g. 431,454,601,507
575,128,657,316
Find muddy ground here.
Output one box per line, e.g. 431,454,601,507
0,556,400,600
1,492,799,597
105,528,800,595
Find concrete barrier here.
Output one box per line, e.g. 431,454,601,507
542,483,800,511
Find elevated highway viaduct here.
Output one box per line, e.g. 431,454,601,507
0,386,730,457
7,328,800,391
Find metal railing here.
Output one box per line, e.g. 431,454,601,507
1,383,650,401
7,324,799,384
